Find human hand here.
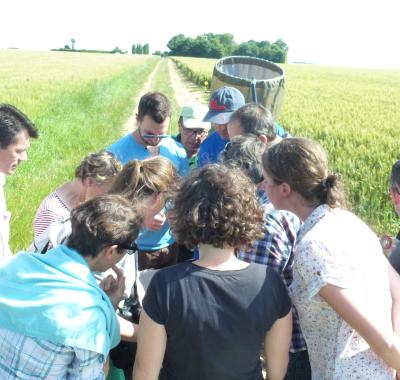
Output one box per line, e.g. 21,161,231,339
100,265,126,308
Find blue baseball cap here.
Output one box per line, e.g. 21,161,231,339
203,86,245,125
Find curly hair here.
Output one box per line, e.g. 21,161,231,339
74,150,121,184
168,164,264,250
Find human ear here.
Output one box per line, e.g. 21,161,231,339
280,182,292,198
258,134,269,144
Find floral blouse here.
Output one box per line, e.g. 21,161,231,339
290,204,395,379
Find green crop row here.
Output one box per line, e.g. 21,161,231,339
172,56,400,237
1,50,159,251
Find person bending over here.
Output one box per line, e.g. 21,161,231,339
0,194,143,379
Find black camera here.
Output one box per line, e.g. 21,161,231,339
119,294,142,324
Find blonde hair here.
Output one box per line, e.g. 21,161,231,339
109,156,179,202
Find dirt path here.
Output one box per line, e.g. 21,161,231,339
122,59,163,134
167,59,209,108
123,58,209,134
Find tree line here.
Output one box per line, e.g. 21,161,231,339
166,33,288,63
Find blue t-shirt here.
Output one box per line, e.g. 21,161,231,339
108,134,189,250
198,131,228,167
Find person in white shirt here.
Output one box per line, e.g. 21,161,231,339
0,104,38,265
262,137,400,379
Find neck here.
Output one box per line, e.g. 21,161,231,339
194,244,248,271
57,179,86,210
132,130,146,147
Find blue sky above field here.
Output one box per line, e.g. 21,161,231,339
1,0,399,69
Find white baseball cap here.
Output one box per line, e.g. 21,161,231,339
180,104,211,130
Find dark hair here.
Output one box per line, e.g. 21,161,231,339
262,137,348,208
390,160,400,191
169,164,264,250
67,194,143,258
109,156,179,202
221,134,266,184
0,104,38,148
137,92,171,123
230,103,275,140
75,150,121,184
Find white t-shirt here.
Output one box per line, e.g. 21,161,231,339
0,173,12,265
290,204,395,379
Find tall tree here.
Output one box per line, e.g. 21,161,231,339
70,38,76,50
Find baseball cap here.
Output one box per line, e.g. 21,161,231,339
180,104,211,130
203,86,245,125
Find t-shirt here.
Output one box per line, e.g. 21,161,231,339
107,133,188,177
143,261,291,380
108,133,189,250
198,131,228,166
290,205,395,379
33,189,70,239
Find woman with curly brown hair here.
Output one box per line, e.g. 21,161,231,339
133,164,293,380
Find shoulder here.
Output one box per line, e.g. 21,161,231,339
161,137,186,154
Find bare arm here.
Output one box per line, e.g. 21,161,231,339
118,315,138,342
264,310,292,380
319,284,400,371
132,310,166,380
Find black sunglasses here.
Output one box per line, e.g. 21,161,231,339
116,242,138,255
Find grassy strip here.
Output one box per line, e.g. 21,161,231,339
148,58,181,135
7,55,160,251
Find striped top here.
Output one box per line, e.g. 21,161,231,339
33,190,70,239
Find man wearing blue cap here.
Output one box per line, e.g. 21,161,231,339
198,86,245,166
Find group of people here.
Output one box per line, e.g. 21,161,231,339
0,84,400,380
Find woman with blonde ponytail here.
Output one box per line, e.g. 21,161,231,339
109,156,182,270
262,137,400,379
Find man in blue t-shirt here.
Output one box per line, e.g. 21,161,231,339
108,92,189,269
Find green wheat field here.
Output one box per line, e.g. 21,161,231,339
1,50,399,251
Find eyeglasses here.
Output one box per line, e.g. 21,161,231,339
117,242,138,255
181,126,208,137
138,125,169,141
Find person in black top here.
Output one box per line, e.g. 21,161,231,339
133,164,292,380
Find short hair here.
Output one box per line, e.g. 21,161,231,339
390,160,400,190
220,134,266,184
75,150,121,184
67,194,143,258
109,156,179,202
0,104,38,149
262,137,348,208
137,92,171,123
169,164,264,250
230,103,275,140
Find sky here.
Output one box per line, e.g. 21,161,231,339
1,0,399,69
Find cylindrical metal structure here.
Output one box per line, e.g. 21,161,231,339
210,56,285,121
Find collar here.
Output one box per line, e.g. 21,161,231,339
298,204,331,243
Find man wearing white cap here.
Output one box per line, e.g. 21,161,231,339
173,104,211,170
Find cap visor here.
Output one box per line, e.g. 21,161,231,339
202,111,233,125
